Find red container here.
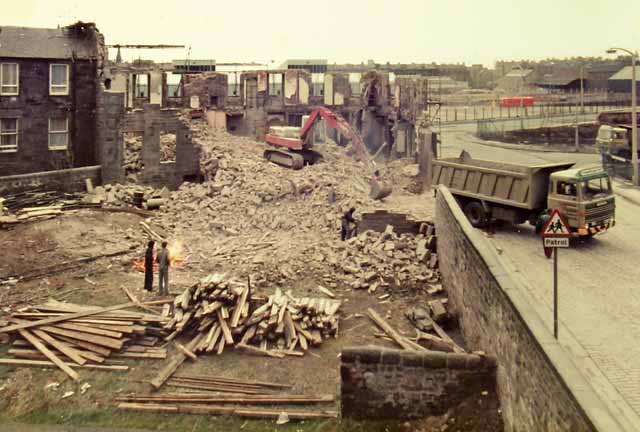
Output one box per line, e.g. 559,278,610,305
499,97,534,108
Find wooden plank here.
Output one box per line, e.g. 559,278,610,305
283,310,297,348
366,308,416,351
117,402,339,419
217,310,233,344
165,382,265,395
235,344,285,358
17,329,79,381
173,374,291,389
55,334,112,357
150,333,204,389
176,343,197,361
206,326,221,352
0,302,137,334
424,316,465,353
32,329,87,365
0,358,128,371
115,394,334,404
52,322,123,339
39,325,124,350
229,286,248,328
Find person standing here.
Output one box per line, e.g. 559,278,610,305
156,241,170,296
341,207,357,241
143,240,155,292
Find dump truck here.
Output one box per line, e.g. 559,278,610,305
432,151,615,236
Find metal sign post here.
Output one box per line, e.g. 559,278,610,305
553,247,558,338
541,209,572,339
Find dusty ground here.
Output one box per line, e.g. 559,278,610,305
0,128,498,431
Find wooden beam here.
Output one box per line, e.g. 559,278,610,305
115,394,334,404
0,302,137,334
16,329,79,381
150,333,203,389
118,402,339,419
367,308,416,351
32,329,88,365
175,343,197,361
0,358,128,371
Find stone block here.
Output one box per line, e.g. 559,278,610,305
401,350,425,367
380,350,401,365
422,351,447,368
342,346,382,364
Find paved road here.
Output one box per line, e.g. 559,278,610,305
441,127,640,428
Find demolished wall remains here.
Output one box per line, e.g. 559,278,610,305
340,346,497,420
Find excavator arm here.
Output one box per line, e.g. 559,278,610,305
300,107,371,163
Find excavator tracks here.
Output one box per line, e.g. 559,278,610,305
264,149,305,170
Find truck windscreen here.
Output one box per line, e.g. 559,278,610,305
581,177,612,199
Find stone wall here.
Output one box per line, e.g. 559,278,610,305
435,186,624,432
0,59,98,175
97,91,126,185
0,165,101,195
360,209,430,235
341,346,497,420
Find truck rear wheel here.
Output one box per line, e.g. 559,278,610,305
464,201,488,228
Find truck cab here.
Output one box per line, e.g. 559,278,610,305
547,166,615,236
596,125,629,157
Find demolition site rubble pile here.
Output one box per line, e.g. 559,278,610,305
124,133,178,179
327,224,440,295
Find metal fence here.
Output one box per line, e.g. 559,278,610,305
440,102,627,125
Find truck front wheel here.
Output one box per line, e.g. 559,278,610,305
464,201,488,228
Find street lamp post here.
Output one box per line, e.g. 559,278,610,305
608,47,638,186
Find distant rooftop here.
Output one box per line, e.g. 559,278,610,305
609,65,640,81
0,23,99,60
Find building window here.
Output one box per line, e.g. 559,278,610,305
0,63,19,95
0,118,18,151
50,64,69,95
48,117,69,150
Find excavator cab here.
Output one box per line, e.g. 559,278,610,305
264,107,370,169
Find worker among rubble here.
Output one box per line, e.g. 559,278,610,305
156,241,170,296
341,207,358,241
144,240,155,292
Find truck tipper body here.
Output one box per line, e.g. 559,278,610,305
432,151,615,236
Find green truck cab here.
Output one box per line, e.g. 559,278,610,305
432,152,615,237
546,167,615,236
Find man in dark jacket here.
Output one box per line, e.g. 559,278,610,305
144,240,155,291
341,207,357,241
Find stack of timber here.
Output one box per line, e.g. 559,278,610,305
0,299,170,381
117,374,338,420
0,190,88,225
165,274,341,357
149,274,341,390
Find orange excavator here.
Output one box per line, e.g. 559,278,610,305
264,107,371,169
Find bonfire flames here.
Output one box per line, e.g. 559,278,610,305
131,240,188,272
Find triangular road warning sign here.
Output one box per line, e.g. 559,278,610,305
541,209,572,238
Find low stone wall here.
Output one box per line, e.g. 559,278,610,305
360,209,431,235
435,186,625,432
0,165,101,195
340,345,496,420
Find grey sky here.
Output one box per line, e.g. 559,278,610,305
2,0,639,67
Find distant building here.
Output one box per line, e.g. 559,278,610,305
607,66,640,93
0,22,105,175
280,59,327,73
495,67,538,94
534,68,585,92
172,59,216,74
